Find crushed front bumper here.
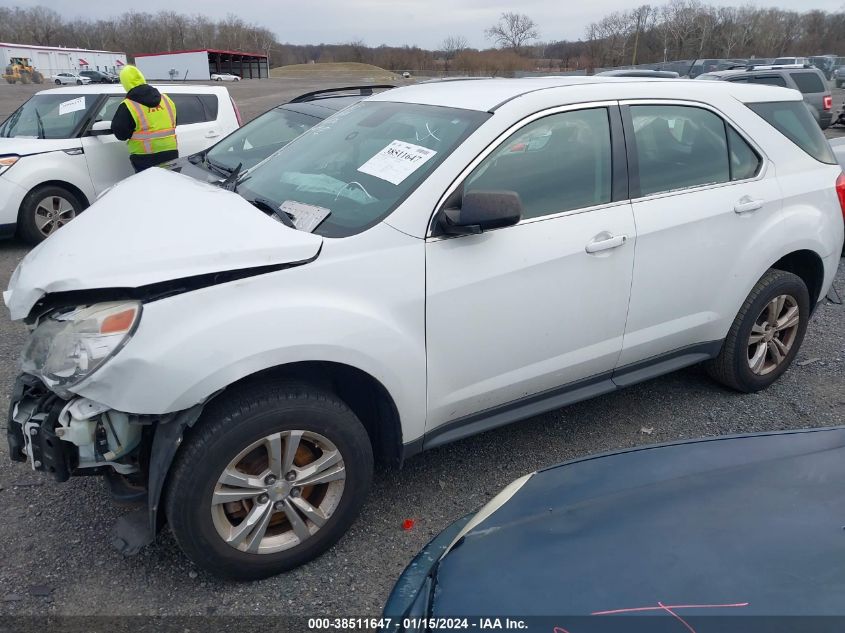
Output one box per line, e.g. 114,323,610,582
7,374,77,480
7,373,206,555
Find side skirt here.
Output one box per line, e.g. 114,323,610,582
411,340,723,457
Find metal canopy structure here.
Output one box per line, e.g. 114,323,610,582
134,49,268,80
205,49,268,79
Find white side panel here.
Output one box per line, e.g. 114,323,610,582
425,204,636,429
135,52,210,81
71,223,429,443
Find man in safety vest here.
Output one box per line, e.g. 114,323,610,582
112,65,178,173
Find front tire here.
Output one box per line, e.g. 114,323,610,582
54,79,61,85
707,269,809,392
18,184,85,244
165,381,374,580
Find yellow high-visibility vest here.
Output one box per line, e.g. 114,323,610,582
123,94,177,155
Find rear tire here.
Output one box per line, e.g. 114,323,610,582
165,381,374,580
18,184,85,245
54,79,61,85
706,270,809,392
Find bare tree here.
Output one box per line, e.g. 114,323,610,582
441,35,468,71
485,12,539,52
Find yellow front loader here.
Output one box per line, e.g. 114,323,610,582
3,57,44,84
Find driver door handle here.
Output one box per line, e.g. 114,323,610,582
585,233,627,253
734,197,764,214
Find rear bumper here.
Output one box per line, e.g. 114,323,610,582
820,110,833,129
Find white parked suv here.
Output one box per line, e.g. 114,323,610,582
4,77,844,579
0,83,240,243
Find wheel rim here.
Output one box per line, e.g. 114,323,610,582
210,430,346,554
747,294,800,376
33,195,76,237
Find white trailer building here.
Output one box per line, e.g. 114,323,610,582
0,42,127,79
134,49,269,81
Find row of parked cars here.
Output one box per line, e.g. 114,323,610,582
1,75,844,622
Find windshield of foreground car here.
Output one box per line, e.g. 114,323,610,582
0,93,95,139
237,101,489,238
206,107,321,173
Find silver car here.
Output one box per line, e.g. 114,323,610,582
698,66,833,129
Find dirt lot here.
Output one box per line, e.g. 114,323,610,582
0,76,843,622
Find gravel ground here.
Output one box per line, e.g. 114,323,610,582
0,76,843,621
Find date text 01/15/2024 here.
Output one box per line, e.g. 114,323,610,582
307,618,528,630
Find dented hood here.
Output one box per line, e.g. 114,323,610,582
4,168,322,320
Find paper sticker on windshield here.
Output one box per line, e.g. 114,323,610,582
280,200,331,233
58,97,86,116
357,140,437,185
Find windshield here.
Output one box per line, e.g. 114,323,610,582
207,107,321,173
0,93,95,139
238,101,488,238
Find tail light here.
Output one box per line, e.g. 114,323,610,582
824,95,833,110
231,97,242,126
836,172,845,222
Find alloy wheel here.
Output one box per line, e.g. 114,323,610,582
210,430,346,554
747,294,800,376
34,195,76,237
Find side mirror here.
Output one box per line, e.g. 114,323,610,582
440,190,523,236
87,120,113,136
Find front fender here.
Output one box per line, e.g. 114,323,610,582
73,223,428,443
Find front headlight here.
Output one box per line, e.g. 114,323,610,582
0,155,19,176
21,301,141,395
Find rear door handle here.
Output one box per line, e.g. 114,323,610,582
734,198,764,214
585,234,627,253
205,131,221,139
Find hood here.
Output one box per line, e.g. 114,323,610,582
429,427,845,618
4,168,322,320
0,137,81,157
120,65,146,92
126,83,162,108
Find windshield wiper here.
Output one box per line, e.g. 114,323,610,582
33,108,45,139
2,107,23,137
248,196,297,229
205,154,233,177
218,162,242,192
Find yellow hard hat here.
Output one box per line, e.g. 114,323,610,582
120,65,146,92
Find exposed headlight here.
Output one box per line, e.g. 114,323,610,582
21,301,141,395
0,155,19,176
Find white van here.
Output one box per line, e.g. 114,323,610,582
0,84,240,243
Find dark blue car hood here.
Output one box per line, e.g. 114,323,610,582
429,427,845,626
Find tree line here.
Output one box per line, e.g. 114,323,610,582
1,3,844,76
579,0,845,70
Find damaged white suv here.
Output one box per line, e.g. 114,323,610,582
5,77,844,580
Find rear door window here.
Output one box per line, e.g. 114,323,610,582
747,100,836,164
628,104,730,197
790,72,825,94
168,94,215,125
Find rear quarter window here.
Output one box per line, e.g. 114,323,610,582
750,75,787,88
747,100,836,164
790,72,825,94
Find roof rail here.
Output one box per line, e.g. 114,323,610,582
288,85,395,103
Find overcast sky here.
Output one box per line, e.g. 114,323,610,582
16,0,845,49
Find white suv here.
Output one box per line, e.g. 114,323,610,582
0,84,240,243
4,78,844,579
